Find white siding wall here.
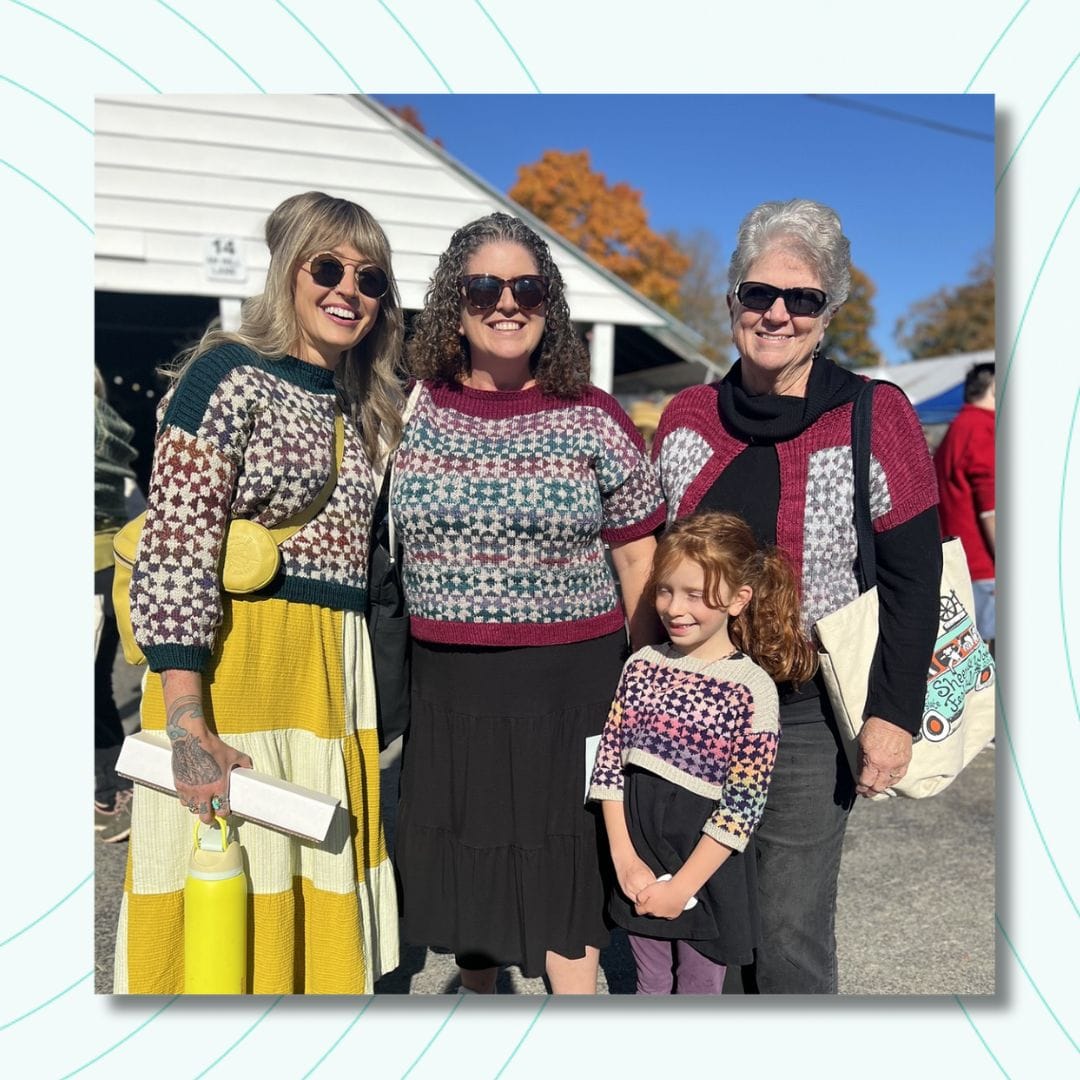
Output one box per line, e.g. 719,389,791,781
94,94,664,327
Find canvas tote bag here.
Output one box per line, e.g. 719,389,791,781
815,381,996,799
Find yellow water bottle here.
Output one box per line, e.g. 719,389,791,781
184,816,248,994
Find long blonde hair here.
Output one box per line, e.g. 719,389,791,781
166,191,405,464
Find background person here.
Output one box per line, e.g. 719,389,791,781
934,362,995,650
117,191,403,994
590,512,818,995
94,367,144,843
652,198,941,993
393,212,665,994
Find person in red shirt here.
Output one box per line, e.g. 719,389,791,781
934,362,996,649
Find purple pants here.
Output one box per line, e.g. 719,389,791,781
628,933,726,995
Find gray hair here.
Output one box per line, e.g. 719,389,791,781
728,199,852,313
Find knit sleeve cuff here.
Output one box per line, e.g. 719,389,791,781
701,820,748,852
144,643,212,673
587,784,624,803
601,501,666,544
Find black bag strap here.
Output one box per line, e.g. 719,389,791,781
851,380,878,593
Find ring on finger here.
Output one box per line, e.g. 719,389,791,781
211,794,223,812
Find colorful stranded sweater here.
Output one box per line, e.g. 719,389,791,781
392,380,666,647
589,644,780,852
130,344,375,673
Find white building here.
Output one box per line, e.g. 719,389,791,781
95,94,719,486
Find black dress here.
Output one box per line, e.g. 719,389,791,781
395,629,626,978
607,768,760,965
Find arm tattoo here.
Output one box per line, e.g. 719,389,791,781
166,694,223,787
166,695,204,741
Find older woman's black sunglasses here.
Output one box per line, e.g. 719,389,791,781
459,274,550,311
736,281,828,317
305,254,389,299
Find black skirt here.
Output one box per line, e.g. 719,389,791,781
395,629,627,979
607,768,761,966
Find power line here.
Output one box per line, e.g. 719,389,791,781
805,94,994,143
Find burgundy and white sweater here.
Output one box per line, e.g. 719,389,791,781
589,644,780,851
392,380,666,647
654,379,937,634
130,345,375,673
653,360,941,732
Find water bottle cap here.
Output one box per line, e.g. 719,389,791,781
188,818,244,879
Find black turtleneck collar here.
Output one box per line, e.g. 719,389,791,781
717,352,864,443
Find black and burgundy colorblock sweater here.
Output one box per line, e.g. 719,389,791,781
652,356,941,734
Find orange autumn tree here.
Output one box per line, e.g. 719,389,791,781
509,149,690,312
387,103,444,147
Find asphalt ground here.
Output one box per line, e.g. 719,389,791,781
95,657,994,996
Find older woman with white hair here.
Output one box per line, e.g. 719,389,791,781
653,198,941,993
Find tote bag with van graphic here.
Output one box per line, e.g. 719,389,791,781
814,381,996,799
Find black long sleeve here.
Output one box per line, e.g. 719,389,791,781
866,507,942,734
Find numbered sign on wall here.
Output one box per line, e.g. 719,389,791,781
204,237,246,283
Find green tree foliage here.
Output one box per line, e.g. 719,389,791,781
823,265,881,368
895,249,995,359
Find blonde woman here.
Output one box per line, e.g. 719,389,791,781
116,191,403,994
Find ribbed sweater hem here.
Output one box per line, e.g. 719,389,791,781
409,607,626,647
256,575,366,612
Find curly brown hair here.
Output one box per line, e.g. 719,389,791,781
651,512,819,686
405,212,591,398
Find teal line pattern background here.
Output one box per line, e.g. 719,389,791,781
1,1,1077,1077
0,156,92,232
377,1,454,92
155,1,266,91
474,0,541,92
0,72,93,132
997,186,1079,412
272,0,363,92
995,50,1078,190
6,0,160,90
299,998,375,1078
1060,388,1080,726
964,0,1030,93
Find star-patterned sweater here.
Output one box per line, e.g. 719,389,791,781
130,345,376,673
589,644,780,852
392,380,666,647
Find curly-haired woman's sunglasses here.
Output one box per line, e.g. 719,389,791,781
735,281,828,317
459,274,550,312
304,254,389,299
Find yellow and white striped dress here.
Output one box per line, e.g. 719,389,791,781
114,347,398,994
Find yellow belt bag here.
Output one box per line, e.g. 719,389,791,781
113,411,344,666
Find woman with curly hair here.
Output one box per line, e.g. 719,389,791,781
392,212,665,993
116,191,402,993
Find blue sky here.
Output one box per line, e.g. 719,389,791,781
377,94,995,364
